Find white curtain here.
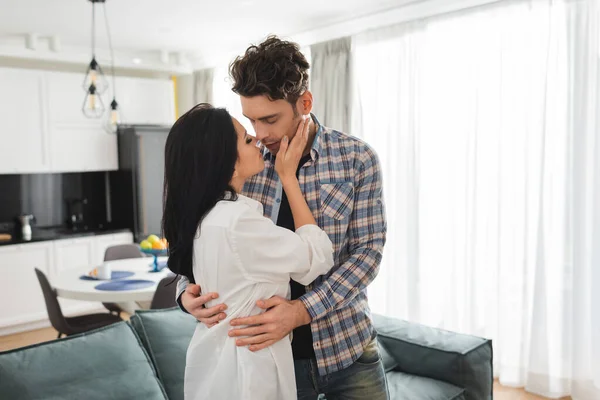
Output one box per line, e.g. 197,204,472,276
351,0,600,398
311,37,352,132
193,68,214,104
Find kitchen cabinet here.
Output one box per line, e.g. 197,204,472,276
0,67,175,175
46,71,118,173
115,76,175,125
0,242,53,329
0,232,134,335
0,68,50,174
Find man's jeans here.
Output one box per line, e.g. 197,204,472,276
294,337,389,400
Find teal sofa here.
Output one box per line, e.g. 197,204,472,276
0,309,492,400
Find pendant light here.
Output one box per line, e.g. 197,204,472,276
82,83,106,118
102,0,120,133
82,0,108,119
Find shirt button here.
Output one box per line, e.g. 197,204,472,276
315,342,320,348
276,198,281,203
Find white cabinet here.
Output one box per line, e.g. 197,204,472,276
0,67,175,175
48,124,118,172
46,71,118,173
116,76,175,126
0,232,133,334
0,68,50,174
0,242,53,328
45,71,107,129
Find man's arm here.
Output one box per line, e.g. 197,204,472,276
300,145,386,320
229,145,386,351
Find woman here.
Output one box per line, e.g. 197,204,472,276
162,104,334,400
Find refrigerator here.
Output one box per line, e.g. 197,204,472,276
109,124,170,242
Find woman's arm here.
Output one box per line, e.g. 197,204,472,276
231,205,333,286
276,115,316,230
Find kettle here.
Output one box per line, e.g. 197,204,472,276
17,214,36,241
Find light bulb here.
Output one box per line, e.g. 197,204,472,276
105,98,120,133
82,57,108,94
82,83,105,118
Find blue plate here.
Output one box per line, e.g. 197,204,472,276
95,279,155,291
79,270,135,281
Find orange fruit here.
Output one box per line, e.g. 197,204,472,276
152,241,166,250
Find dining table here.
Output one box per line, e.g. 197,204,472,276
53,256,172,314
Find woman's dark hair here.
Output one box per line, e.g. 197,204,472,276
229,35,310,106
162,103,238,283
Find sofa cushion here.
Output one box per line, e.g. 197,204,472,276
378,340,399,372
0,321,167,400
387,371,466,400
373,314,493,400
129,307,197,400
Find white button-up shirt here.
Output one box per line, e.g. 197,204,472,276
184,194,334,400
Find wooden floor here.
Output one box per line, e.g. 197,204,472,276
0,326,571,400
493,380,571,400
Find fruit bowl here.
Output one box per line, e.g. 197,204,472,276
140,235,168,272
141,248,168,272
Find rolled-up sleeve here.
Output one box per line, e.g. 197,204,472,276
175,275,190,313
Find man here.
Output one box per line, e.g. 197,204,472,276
177,36,388,399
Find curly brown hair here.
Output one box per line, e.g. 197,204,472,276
229,36,310,106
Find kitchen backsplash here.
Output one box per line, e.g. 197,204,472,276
0,171,109,228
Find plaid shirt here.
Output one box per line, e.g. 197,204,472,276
243,114,387,376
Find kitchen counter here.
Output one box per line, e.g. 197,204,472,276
0,226,132,247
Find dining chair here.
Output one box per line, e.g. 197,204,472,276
102,244,144,316
150,276,178,310
35,268,122,338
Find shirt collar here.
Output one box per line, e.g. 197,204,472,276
236,193,263,213
309,113,324,162
223,192,262,212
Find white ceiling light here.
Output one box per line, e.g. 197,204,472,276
49,35,61,52
160,50,170,64
175,52,186,66
25,33,39,50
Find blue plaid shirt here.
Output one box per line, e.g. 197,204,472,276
245,114,386,376
177,114,386,376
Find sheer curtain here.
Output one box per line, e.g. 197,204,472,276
193,68,214,104
311,37,352,132
351,0,599,398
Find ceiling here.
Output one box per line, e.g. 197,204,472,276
0,0,414,68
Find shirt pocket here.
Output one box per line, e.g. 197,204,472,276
319,182,354,220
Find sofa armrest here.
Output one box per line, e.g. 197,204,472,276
372,314,493,400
